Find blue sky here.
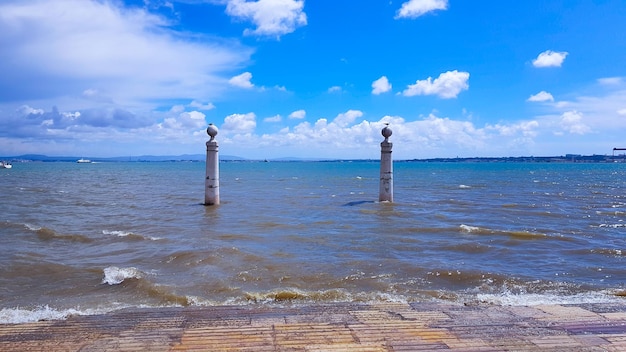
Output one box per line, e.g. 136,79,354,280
1,0,626,159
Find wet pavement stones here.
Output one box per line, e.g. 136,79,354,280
1,302,625,351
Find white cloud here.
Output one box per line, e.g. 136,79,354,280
396,0,448,19
0,0,251,108
186,111,206,122
81,88,114,103
328,86,342,93
240,100,626,158
225,0,307,38
189,101,216,110
333,110,363,128
488,120,539,138
409,114,488,149
222,112,257,133
598,77,623,86
532,50,569,68
372,76,392,95
544,79,626,131
82,89,98,98
402,70,469,99
289,109,306,119
170,105,186,114
527,91,554,102
3,98,618,160
160,110,207,130
17,105,44,115
63,111,81,120
246,111,388,154
264,114,282,122
1,2,623,160
559,110,591,134
6,102,549,159
235,112,535,159
229,72,254,89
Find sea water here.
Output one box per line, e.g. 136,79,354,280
1,161,625,323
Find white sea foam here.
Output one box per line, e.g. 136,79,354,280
102,230,161,241
0,302,162,324
24,223,41,231
103,230,133,237
474,290,622,306
460,224,481,233
598,223,626,228
459,184,471,189
102,266,143,285
0,306,106,324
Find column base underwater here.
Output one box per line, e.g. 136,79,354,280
204,124,220,206
379,126,393,202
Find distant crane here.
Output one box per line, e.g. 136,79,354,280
613,148,626,156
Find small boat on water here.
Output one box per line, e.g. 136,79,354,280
77,158,92,163
0,161,12,169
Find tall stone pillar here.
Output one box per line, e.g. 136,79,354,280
379,125,393,202
205,124,220,206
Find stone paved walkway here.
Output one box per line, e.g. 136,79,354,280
1,302,626,351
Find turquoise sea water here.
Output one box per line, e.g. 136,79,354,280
1,161,625,322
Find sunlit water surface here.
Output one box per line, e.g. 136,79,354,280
1,161,624,322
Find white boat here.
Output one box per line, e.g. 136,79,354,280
77,158,92,163
0,161,12,169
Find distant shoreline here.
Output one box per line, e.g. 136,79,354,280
405,154,626,163
1,153,625,163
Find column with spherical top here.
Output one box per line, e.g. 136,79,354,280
379,125,393,202
205,124,220,205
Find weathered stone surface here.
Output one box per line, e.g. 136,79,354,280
1,302,625,351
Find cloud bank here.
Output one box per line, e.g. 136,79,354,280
0,0,251,107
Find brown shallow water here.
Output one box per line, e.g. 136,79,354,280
1,161,625,322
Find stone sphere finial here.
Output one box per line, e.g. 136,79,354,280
381,124,392,140
207,123,218,141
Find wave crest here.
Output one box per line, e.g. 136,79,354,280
103,230,162,241
102,266,143,285
0,305,106,324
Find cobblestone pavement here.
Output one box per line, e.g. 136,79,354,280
1,302,626,351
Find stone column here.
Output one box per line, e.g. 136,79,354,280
205,124,220,206
379,125,393,202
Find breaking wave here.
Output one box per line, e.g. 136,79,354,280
102,266,143,285
102,230,162,241
0,306,109,325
